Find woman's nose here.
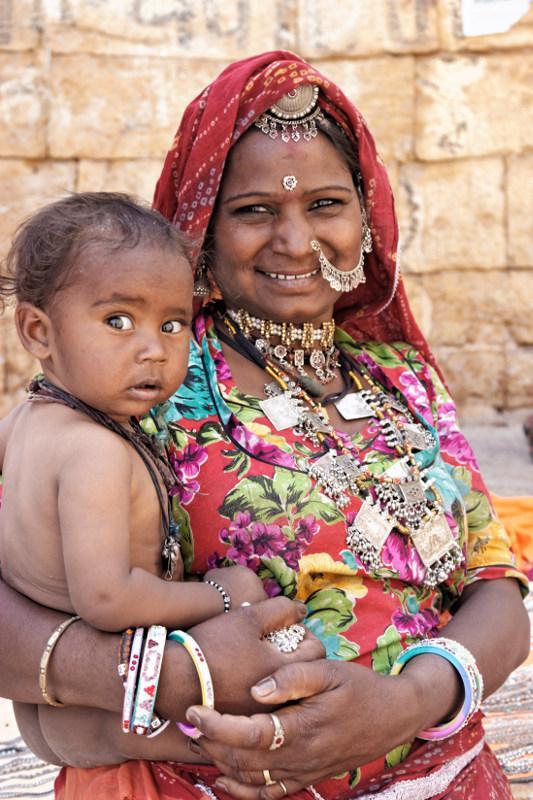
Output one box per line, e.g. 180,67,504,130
271,209,313,259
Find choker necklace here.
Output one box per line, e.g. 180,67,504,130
217,312,462,587
229,309,339,386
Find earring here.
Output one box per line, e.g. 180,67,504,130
361,208,373,255
193,254,210,298
310,240,367,293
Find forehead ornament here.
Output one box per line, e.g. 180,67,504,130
254,84,324,143
282,175,298,192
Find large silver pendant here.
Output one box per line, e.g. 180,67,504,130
307,450,361,508
410,514,464,587
346,501,393,571
334,392,373,420
260,393,300,430
401,423,435,451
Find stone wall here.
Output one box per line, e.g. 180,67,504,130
1,0,532,419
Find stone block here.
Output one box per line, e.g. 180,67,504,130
415,53,533,160
505,346,533,409
507,155,533,267
319,57,415,162
49,56,229,159
397,159,505,272
299,0,440,57
77,160,163,204
42,0,297,57
0,53,46,157
507,272,533,346
0,0,40,51
0,311,37,413
419,270,511,347
438,1,533,52
434,345,506,409
0,161,76,260
402,275,433,339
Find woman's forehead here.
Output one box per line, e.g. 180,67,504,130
220,130,353,193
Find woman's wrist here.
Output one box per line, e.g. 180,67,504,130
154,639,203,720
394,651,463,735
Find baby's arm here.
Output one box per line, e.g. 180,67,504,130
59,428,264,631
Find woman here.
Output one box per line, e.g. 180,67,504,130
0,51,529,799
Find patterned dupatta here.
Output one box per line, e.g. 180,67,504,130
152,50,444,379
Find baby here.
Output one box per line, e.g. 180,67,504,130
0,192,265,637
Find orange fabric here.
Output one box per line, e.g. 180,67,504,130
493,494,533,575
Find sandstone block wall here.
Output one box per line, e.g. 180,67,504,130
0,0,532,420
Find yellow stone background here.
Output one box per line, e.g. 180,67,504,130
1,0,532,419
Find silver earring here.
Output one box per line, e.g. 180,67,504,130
310,240,367,293
361,208,373,255
193,254,210,298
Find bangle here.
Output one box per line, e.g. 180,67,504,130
131,625,167,735
168,629,214,738
39,615,81,707
122,627,145,733
390,637,483,740
204,579,231,613
117,628,135,681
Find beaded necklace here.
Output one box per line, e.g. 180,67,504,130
218,312,463,586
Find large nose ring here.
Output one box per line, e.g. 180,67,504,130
311,239,367,293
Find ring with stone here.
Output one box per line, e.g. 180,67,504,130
269,713,286,750
263,769,276,786
264,624,306,653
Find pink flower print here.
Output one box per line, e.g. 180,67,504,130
264,578,283,598
392,607,439,637
229,420,294,467
169,479,200,506
213,347,232,381
296,515,320,544
440,430,479,470
399,371,431,419
250,522,286,557
170,443,208,481
284,538,304,569
381,531,426,584
226,529,257,566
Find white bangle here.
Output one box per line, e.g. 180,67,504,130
168,629,215,738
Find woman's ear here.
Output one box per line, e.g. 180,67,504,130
15,302,53,361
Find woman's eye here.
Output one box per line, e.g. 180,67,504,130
311,198,339,210
236,204,270,215
161,320,183,334
105,314,133,331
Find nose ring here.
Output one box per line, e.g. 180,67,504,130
310,239,367,293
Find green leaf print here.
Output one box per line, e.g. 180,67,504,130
219,475,285,522
258,557,297,597
465,490,492,531
336,637,360,660
452,466,472,492
348,768,361,788
372,625,402,675
196,420,225,447
169,425,191,451
222,449,251,479
306,588,355,635
385,742,412,768
171,500,194,572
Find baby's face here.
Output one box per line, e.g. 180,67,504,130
44,242,193,423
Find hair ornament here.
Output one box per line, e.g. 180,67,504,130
254,84,324,143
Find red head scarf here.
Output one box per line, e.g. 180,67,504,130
153,50,440,372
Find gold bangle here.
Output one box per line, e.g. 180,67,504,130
39,615,81,707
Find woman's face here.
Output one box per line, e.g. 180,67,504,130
210,129,363,325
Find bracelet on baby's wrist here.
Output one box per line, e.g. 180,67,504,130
204,579,231,613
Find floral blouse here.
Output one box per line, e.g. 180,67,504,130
144,311,527,789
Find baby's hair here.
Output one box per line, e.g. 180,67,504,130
0,192,191,311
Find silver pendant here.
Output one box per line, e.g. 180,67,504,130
402,423,435,451
399,479,426,505
260,394,300,430
346,502,393,571
410,513,455,568
334,392,373,420
307,450,360,508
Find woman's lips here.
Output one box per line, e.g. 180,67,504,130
259,268,320,282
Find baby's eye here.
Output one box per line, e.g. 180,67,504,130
106,314,133,331
161,320,183,334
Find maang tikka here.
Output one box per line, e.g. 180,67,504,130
254,84,324,143
311,210,373,293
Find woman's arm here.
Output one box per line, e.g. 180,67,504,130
184,578,529,799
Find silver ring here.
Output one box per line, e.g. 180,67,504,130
264,624,306,653
278,781,288,796
263,769,276,786
269,713,285,750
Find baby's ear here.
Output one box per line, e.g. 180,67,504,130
15,302,53,360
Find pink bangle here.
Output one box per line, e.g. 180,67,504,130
131,625,167,735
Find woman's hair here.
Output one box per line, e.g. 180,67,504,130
0,191,191,311
316,114,362,192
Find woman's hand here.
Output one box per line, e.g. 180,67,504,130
184,660,421,799
157,597,326,720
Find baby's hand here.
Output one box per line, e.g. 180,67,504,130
203,565,267,609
